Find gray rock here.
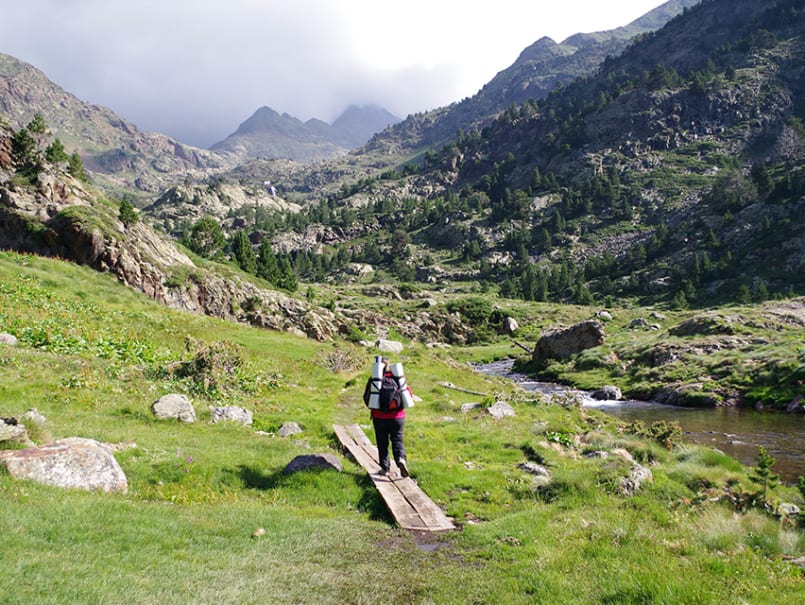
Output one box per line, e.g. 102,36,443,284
283,453,342,475
0,437,128,493
591,385,622,401
375,339,404,354
620,464,652,496
583,450,610,459
278,421,303,437
629,318,649,329
487,401,515,419
22,408,47,425
595,310,613,321
209,406,253,425
460,402,483,414
533,320,605,362
151,393,196,423
519,462,550,477
0,333,17,346
0,418,28,444
777,503,801,517
503,317,519,334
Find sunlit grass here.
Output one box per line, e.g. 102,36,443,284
1,250,804,604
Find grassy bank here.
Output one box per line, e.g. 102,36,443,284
1,250,804,604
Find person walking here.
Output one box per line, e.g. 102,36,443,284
363,357,412,479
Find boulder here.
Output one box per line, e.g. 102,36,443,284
375,339,404,354
278,421,303,437
0,332,17,346
533,320,605,362
503,317,519,335
0,437,128,493
209,406,253,425
777,503,801,517
283,453,342,475
487,401,515,419
22,408,47,425
0,417,29,444
151,393,196,422
591,385,623,401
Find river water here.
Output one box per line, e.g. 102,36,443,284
476,360,805,483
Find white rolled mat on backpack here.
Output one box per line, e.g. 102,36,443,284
389,362,415,408
368,356,384,409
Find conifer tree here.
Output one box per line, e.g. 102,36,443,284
231,230,257,274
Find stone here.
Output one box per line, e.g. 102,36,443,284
533,320,605,362
503,317,519,334
620,464,652,496
460,402,483,414
0,418,28,444
209,406,253,425
518,462,550,477
0,332,17,346
278,421,303,437
487,401,515,419
375,339,404,354
283,453,342,475
777,503,801,517
151,393,196,423
629,318,649,329
22,408,47,425
0,437,128,493
591,385,622,401
595,310,613,321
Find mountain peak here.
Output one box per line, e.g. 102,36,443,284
211,104,400,162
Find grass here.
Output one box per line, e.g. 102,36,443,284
1,249,804,604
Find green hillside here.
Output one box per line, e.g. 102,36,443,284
2,250,804,604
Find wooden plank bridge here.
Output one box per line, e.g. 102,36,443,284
333,424,455,532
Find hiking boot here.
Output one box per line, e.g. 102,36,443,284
377,467,389,477
398,459,409,478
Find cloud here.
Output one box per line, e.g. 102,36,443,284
1,0,667,147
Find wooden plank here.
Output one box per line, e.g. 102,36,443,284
396,479,455,531
333,424,455,532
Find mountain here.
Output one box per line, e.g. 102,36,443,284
361,0,700,158
0,53,229,203
210,104,400,162
215,0,803,310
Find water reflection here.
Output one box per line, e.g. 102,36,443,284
476,359,805,483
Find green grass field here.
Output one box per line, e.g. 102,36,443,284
1,250,804,604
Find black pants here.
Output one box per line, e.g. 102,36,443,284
372,416,406,471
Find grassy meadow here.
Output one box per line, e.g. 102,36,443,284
1,249,804,604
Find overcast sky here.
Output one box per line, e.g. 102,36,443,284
1,0,667,148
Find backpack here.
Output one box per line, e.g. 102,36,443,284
377,374,402,412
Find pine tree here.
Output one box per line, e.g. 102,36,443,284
752,446,780,502
256,239,279,284
231,230,257,274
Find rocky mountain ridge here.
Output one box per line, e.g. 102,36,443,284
0,53,230,203
211,104,400,162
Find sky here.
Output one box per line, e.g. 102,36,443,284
1,0,668,148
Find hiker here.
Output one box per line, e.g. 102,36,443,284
363,356,413,478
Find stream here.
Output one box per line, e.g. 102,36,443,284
476,359,805,483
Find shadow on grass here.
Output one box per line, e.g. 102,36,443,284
236,464,392,524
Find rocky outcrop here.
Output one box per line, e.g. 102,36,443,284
0,123,343,341
0,437,128,493
533,320,605,362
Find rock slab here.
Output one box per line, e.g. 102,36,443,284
0,437,128,493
